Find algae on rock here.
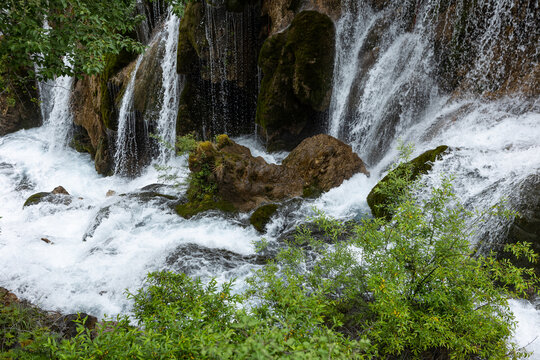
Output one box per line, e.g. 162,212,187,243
256,10,336,151
367,145,449,220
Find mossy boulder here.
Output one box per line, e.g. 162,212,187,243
250,204,279,232
23,192,51,207
177,134,368,218
256,10,336,151
23,186,72,208
176,2,206,75
176,194,236,219
367,146,449,219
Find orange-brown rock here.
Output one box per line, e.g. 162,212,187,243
179,134,368,216
283,134,369,193
0,287,19,306
262,0,341,36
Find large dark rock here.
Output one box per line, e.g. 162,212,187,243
0,69,42,136
256,10,336,151
177,134,368,218
367,146,449,220
176,1,262,139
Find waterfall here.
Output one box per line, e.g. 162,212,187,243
328,1,376,138
114,7,182,174
200,0,259,136
114,56,144,176
44,74,74,150
325,0,539,252
155,11,182,163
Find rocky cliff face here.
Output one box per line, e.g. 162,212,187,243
176,0,263,139
0,71,41,136
256,10,336,151
71,51,136,175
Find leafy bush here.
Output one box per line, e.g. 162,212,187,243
250,146,539,359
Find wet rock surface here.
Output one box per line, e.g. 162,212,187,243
367,146,449,219
23,186,73,208
256,10,336,151
165,243,269,275
178,134,367,217
501,174,540,275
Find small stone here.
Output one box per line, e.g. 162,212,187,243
106,190,116,197
41,238,53,245
52,186,69,195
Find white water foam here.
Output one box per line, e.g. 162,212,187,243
0,128,258,318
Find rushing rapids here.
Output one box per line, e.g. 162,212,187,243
1,0,539,355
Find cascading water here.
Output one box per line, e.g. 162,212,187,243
155,11,182,163
328,0,376,138
44,73,74,150
113,56,144,176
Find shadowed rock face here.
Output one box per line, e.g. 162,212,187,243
176,1,262,139
256,10,336,151
177,134,368,217
0,69,41,136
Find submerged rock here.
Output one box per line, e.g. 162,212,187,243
256,10,336,151
502,174,540,276
367,146,449,219
177,134,368,218
250,204,279,232
166,243,268,275
23,186,73,208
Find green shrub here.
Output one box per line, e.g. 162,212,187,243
251,146,538,359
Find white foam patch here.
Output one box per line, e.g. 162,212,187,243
509,299,540,356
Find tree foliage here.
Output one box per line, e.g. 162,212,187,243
0,0,191,100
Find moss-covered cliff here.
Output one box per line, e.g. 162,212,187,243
256,10,335,151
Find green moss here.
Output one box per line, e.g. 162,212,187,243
367,146,449,219
176,194,235,219
176,2,205,74
23,192,50,207
100,50,136,131
287,11,335,110
249,204,279,232
255,11,335,150
302,184,323,199
215,134,232,149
